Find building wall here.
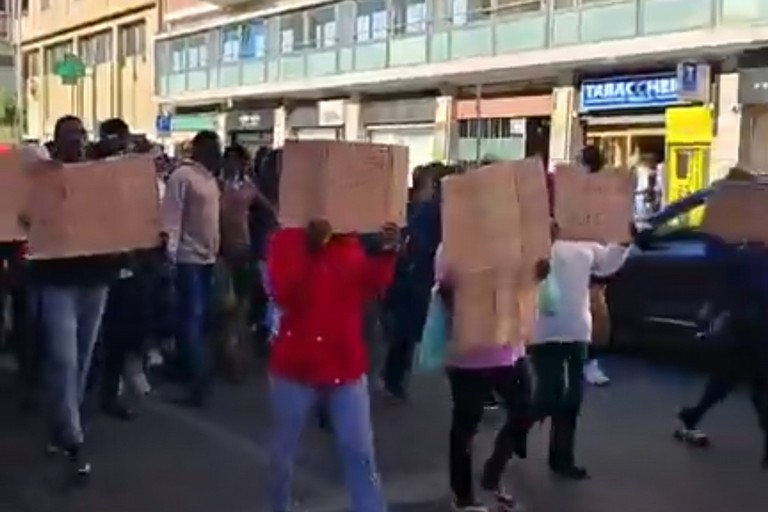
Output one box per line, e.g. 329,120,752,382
20,2,158,139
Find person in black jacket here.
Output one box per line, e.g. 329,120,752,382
675,237,768,469
33,115,122,479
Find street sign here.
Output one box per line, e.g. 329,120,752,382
155,113,172,136
676,61,711,103
54,54,85,85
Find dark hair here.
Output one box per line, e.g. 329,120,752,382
224,144,250,162
99,118,130,140
192,130,220,149
580,145,604,173
53,115,83,139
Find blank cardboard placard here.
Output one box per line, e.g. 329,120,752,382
701,181,768,244
554,164,633,243
27,155,161,259
279,140,409,233
0,149,28,242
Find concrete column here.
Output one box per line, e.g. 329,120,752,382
433,92,455,163
711,72,743,182
548,85,582,169
273,104,288,148
343,95,363,141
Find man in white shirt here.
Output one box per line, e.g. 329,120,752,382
529,222,630,480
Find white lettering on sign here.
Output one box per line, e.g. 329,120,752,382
581,75,680,110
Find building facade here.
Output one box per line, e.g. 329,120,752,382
154,0,768,189
20,0,158,140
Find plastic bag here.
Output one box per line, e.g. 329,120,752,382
413,289,450,373
538,274,561,317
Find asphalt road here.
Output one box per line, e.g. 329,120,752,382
0,357,766,512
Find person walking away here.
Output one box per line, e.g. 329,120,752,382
674,234,768,469
577,145,612,386
95,118,156,419
381,164,445,401
436,245,547,511
29,116,122,478
219,144,274,379
528,221,630,479
162,130,222,407
267,219,399,512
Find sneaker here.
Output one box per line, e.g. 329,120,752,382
124,357,151,396
584,360,610,386
452,499,489,511
674,409,709,446
483,397,500,411
67,446,91,479
488,489,521,511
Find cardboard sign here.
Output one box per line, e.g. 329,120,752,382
0,149,28,242
554,164,633,243
27,155,161,259
441,158,551,349
700,181,768,244
279,140,409,233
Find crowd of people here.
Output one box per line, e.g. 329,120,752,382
0,114,766,512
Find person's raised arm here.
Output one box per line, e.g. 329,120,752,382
359,223,400,300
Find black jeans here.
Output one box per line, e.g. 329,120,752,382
447,360,531,503
529,342,587,469
101,276,149,407
381,332,417,396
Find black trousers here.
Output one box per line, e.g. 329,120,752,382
447,360,531,503
381,332,417,395
100,276,149,406
529,342,587,469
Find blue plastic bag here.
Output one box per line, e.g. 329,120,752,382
538,274,561,317
413,290,450,373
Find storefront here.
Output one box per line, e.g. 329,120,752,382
287,100,343,141
224,109,274,154
163,111,221,156
579,72,683,168
362,98,436,178
738,66,768,171
453,94,552,164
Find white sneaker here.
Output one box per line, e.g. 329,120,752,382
584,360,610,386
124,357,151,396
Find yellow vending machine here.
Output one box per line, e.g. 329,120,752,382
664,106,713,226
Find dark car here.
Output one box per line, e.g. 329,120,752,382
605,185,724,355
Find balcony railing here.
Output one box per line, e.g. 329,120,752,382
156,0,768,98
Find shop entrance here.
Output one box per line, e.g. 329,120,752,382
585,126,666,169
666,145,709,225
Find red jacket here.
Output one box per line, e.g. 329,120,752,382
267,228,396,385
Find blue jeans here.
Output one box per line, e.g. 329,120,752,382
175,263,214,393
39,284,109,446
269,376,386,512
257,261,280,342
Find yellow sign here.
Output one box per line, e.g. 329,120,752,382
665,106,713,144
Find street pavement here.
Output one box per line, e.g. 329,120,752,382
0,356,766,512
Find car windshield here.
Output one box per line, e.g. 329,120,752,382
641,187,713,238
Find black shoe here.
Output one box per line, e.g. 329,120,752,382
101,402,136,421
512,425,530,459
66,445,91,480
550,463,590,480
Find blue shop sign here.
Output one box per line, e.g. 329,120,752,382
580,73,681,111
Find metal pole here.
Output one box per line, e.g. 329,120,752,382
12,0,24,140
474,83,482,163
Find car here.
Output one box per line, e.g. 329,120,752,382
605,184,725,357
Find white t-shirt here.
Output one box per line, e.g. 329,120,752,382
533,240,629,344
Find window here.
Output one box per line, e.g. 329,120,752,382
170,39,185,72
309,6,336,49
93,31,112,64
496,0,544,16
221,26,240,63
280,13,304,53
41,0,49,10
240,21,266,59
45,42,72,73
186,34,208,69
121,23,146,59
22,51,39,80
451,0,491,25
392,0,427,36
356,0,388,42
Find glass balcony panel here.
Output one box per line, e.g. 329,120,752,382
220,63,240,87
306,50,339,77
494,13,547,53
339,47,354,72
242,60,266,84
354,42,388,71
280,54,306,80
168,73,186,94
579,0,637,42
642,0,712,35
450,24,493,59
389,34,429,66
720,0,768,22
187,70,208,91
430,31,451,62
551,10,580,45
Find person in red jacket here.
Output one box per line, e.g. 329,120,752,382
267,219,399,512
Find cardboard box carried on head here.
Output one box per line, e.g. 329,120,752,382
0,149,29,242
553,164,634,243
279,140,409,233
700,180,768,244
25,154,162,259
441,158,551,351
